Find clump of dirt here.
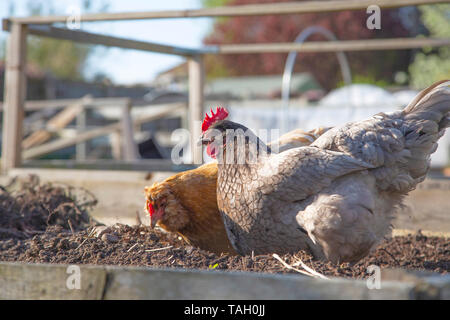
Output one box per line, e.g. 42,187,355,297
0,175,98,240
0,223,448,278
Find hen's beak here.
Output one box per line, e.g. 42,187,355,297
149,207,164,229
150,216,158,229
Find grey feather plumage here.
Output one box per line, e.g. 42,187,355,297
215,81,450,263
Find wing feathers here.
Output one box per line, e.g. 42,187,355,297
257,147,371,203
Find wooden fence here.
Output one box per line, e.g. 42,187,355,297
1,95,186,166
1,0,449,173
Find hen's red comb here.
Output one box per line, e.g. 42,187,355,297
202,107,229,132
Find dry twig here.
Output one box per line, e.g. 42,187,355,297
379,248,400,265
145,245,173,253
75,227,96,250
127,243,139,253
272,253,329,280
292,258,329,280
68,219,75,235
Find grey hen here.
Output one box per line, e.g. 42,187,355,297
200,80,450,263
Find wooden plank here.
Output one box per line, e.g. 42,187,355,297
1,23,27,173
0,97,131,112
45,95,91,129
76,109,88,160
22,104,185,160
2,27,446,63
25,25,198,57
102,266,417,300
109,131,122,160
120,101,140,160
208,37,450,54
1,261,449,300
17,160,197,172
188,55,204,164
0,262,106,300
22,95,92,149
4,0,446,24
23,121,122,159
21,131,52,150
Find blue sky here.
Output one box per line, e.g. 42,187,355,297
0,0,212,84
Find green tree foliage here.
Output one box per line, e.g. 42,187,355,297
3,0,108,80
202,0,230,7
27,37,90,80
409,4,450,89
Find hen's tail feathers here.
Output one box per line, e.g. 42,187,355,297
401,80,450,181
403,80,450,130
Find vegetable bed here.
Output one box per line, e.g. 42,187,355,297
0,176,448,279
0,224,448,278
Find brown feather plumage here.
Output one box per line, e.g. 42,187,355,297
145,162,236,254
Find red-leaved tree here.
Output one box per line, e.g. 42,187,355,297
203,0,414,90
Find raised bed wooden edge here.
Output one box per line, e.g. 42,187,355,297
0,262,449,299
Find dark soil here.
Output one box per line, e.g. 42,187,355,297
0,176,448,279
0,175,97,240
0,223,448,279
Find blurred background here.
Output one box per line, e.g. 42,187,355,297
0,0,449,173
